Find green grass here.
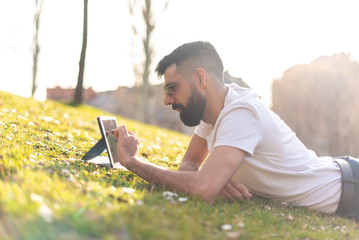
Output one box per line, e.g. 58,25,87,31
0,90,358,240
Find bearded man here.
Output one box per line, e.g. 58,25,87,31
112,41,359,221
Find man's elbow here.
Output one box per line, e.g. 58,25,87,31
195,183,218,204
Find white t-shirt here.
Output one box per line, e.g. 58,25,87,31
195,83,342,214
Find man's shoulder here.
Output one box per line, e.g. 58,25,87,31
225,84,259,105
223,89,260,117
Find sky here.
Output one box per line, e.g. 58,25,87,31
1,0,359,105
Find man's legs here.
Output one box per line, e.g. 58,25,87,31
335,156,359,221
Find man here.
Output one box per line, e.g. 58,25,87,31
112,41,357,220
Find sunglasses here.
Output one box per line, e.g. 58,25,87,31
163,71,194,96
163,81,178,96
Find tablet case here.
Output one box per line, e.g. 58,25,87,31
81,137,106,161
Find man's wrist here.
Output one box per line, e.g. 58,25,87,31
121,155,137,171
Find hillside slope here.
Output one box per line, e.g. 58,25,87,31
0,91,357,239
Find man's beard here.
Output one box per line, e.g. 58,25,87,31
172,88,207,127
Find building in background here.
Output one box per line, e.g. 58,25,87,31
47,86,97,103
47,72,248,135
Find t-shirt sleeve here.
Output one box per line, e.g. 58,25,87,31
194,120,213,139
213,107,262,156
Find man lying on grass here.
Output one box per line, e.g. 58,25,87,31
111,41,359,221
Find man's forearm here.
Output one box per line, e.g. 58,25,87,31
177,134,208,172
126,156,208,199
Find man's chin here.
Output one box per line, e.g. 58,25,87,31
184,123,199,127
180,114,201,127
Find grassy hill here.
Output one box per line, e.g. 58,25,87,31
0,91,358,240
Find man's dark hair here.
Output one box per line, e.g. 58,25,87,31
155,41,224,81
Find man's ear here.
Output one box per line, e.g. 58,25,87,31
194,68,207,88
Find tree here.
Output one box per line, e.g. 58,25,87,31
31,0,44,98
128,0,169,123
272,53,359,156
74,0,89,105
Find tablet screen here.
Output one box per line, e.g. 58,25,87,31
98,117,119,164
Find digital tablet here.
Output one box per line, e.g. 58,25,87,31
84,116,126,170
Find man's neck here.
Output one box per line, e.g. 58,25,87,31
202,84,228,125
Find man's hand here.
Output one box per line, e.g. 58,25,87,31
111,125,139,168
219,179,252,201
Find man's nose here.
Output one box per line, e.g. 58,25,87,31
164,94,175,106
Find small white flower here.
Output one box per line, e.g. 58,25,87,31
42,116,54,122
19,115,28,120
162,191,178,200
220,224,233,231
31,193,44,203
286,214,294,221
61,169,70,176
84,131,94,140
121,187,135,194
237,222,245,228
39,204,53,222
29,154,37,159
178,197,188,202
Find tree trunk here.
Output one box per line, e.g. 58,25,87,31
129,0,168,123
138,0,154,123
74,0,88,105
31,0,43,98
